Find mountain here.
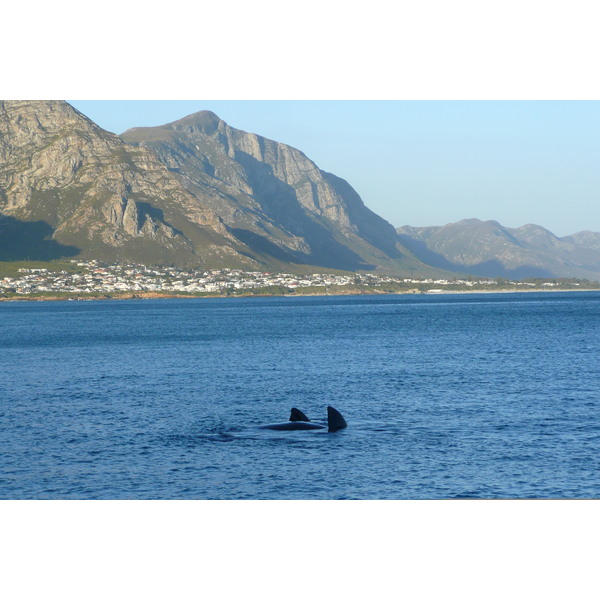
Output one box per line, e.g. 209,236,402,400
8,101,595,281
397,219,600,280
121,110,432,273
0,100,438,275
0,100,252,267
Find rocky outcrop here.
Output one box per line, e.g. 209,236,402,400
0,101,255,266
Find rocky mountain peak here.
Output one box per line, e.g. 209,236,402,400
516,223,560,239
165,110,224,135
0,100,112,142
0,100,442,275
0,100,253,267
565,230,600,250
120,107,423,273
122,111,226,140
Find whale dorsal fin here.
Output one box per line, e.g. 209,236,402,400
290,407,310,422
327,406,347,432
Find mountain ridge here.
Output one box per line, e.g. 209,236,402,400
397,219,600,280
121,107,435,274
2,101,599,281
0,100,252,267
2,100,444,274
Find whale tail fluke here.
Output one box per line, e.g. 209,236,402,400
327,406,347,432
290,407,311,422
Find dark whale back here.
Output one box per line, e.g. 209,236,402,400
259,421,325,431
259,406,347,432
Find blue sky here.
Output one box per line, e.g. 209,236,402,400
70,100,600,238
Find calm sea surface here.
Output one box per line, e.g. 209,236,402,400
1,292,599,499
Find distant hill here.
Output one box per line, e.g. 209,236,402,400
397,219,600,281
0,100,441,276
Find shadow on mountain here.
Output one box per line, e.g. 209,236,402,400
229,227,302,263
322,172,403,258
232,151,376,270
230,226,376,270
0,216,80,261
397,234,555,279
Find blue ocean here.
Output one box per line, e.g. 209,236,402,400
1,292,599,499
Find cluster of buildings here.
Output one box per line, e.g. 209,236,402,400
0,260,564,297
0,261,363,295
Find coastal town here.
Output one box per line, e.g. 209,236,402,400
0,260,595,299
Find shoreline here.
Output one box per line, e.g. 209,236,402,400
1,287,598,302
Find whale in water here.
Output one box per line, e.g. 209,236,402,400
260,406,347,432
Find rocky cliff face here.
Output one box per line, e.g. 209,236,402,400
0,101,258,266
397,219,600,280
122,111,428,273
1,101,436,274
